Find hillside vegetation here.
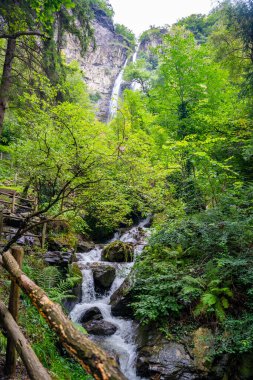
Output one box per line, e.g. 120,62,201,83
0,0,253,378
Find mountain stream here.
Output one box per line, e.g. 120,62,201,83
70,219,150,380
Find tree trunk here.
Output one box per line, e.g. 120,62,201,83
1,250,127,380
0,300,51,380
5,247,24,377
0,38,16,136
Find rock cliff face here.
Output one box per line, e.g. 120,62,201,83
63,5,130,121
138,28,167,68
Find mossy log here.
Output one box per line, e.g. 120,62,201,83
0,250,127,380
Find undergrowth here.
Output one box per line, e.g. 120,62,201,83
0,251,91,379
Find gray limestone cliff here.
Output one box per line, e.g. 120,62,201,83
63,5,131,121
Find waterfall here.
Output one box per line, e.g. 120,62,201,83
70,219,150,380
108,58,128,121
131,43,142,91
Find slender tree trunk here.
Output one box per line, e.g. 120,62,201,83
0,301,51,380
5,246,24,378
0,250,127,380
0,38,16,136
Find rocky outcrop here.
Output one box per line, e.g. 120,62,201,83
136,327,199,380
137,341,197,380
102,240,134,262
110,275,134,317
63,5,131,121
44,251,73,267
135,325,252,379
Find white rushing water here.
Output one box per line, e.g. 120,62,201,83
70,219,150,380
131,43,142,92
108,58,128,121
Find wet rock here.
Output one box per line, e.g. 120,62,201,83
136,332,197,379
83,320,117,336
102,240,134,263
80,307,103,324
44,251,73,267
110,275,134,317
91,264,116,292
77,240,95,253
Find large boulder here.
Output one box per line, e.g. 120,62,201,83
91,263,116,292
80,307,103,324
110,275,134,317
102,240,134,262
136,327,197,379
83,320,117,336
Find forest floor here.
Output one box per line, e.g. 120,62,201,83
0,355,29,379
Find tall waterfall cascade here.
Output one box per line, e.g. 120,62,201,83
108,58,128,121
131,43,142,91
70,219,150,380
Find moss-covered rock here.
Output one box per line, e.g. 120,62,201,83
192,327,214,372
101,240,134,262
62,263,82,313
69,262,82,282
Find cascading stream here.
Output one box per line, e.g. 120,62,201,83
108,58,128,121
131,43,141,91
70,219,150,380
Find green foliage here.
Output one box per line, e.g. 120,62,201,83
115,24,136,50
90,0,114,18
23,258,82,303
0,331,7,354
133,186,253,329
19,297,91,379
216,314,253,354
176,12,219,43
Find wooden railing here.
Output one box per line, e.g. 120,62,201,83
0,189,49,248
0,188,37,213
0,246,51,379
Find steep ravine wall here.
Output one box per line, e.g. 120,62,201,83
63,6,131,121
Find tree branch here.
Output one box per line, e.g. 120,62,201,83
0,31,49,39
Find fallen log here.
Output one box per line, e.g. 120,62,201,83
1,250,127,380
0,300,51,380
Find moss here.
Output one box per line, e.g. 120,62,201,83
102,240,134,262
69,263,82,284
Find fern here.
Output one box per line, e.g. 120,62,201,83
194,282,233,321
0,331,7,354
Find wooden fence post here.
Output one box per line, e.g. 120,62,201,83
0,205,3,240
4,246,24,378
11,193,16,213
0,301,51,380
41,221,47,249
